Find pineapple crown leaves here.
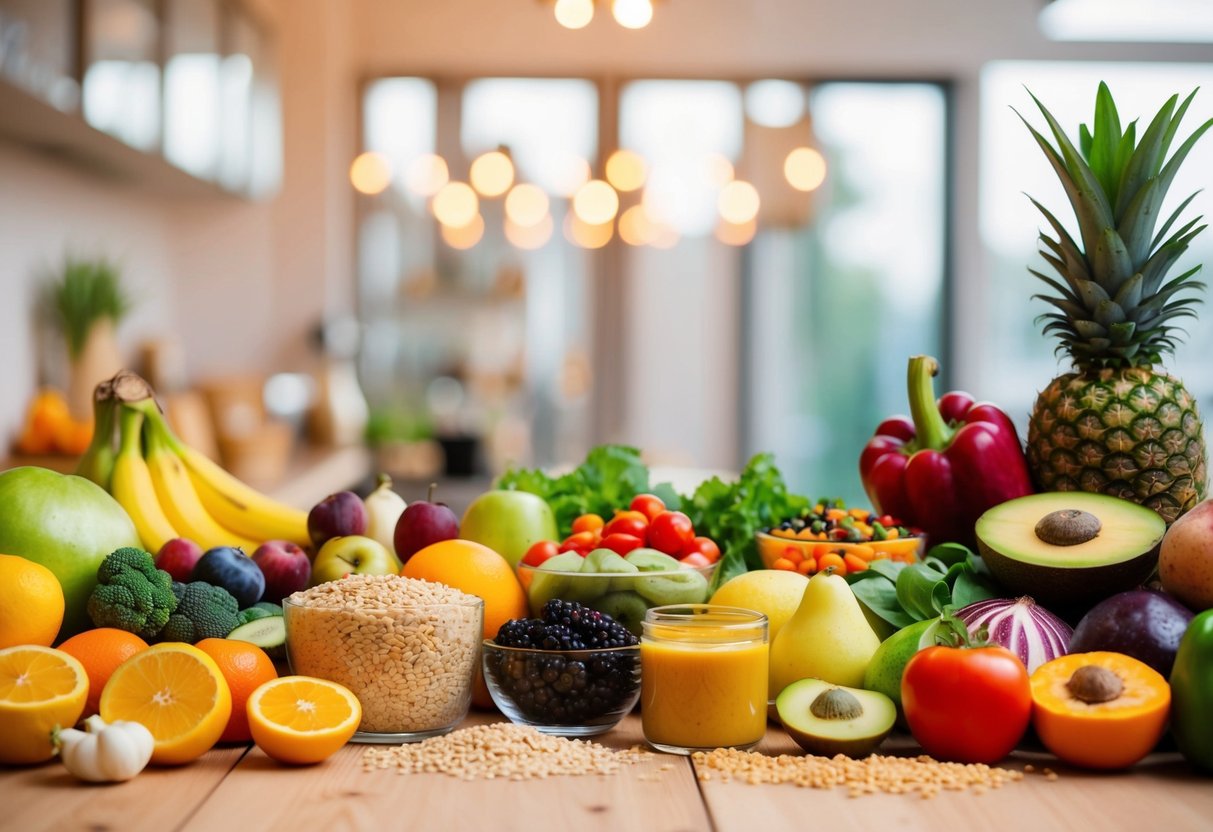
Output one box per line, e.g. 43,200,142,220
1017,82,1212,370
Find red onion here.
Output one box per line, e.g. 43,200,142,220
956,596,1072,673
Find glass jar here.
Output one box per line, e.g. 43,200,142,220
640,605,769,754
283,597,483,743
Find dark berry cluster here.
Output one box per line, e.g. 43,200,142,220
488,602,640,725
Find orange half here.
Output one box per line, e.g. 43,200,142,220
0,645,89,764
247,676,361,764
100,642,232,765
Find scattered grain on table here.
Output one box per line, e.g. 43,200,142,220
692,748,1028,799
362,723,655,781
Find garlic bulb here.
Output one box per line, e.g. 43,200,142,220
55,715,154,783
365,473,407,555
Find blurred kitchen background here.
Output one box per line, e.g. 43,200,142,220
2,0,1212,506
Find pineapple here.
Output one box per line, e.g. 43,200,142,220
1020,82,1212,524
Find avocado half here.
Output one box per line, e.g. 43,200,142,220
776,679,895,757
976,492,1165,609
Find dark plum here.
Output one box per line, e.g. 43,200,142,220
1069,589,1194,677
308,491,368,548
192,546,265,608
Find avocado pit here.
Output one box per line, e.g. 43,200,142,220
1035,509,1102,546
809,687,864,721
1066,665,1123,704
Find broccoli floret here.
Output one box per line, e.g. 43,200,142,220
235,601,283,627
87,547,177,639
160,581,241,643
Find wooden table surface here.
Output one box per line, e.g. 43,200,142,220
4,712,1211,832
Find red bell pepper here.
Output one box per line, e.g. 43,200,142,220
859,355,1033,547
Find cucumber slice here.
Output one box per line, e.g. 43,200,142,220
228,615,286,660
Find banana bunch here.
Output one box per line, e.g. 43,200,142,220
78,372,310,555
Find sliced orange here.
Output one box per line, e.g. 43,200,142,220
99,642,232,765
0,645,88,764
247,676,361,764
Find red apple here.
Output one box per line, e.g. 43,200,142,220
394,484,459,565
308,491,368,548
252,540,312,603
156,538,203,583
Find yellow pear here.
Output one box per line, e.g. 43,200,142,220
769,570,882,698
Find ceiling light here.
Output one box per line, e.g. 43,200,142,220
554,0,594,29
431,182,479,227
350,152,392,195
717,180,760,224
573,179,620,225
469,150,515,197
612,0,653,29
784,147,827,192
505,184,550,227
605,149,647,192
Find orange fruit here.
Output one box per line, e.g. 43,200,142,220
57,628,149,716
0,645,89,764
0,554,66,649
400,539,528,638
196,638,278,743
100,642,232,765
247,676,361,764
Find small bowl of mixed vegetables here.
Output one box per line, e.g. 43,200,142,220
756,499,924,576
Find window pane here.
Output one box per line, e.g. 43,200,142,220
0,0,78,109
980,61,1213,424
745,82,948,504
164,0,220,178
82,0,159,150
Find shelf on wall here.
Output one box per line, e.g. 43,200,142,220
0,77,235,199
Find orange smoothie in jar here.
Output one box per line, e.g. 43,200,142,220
640,606,769,754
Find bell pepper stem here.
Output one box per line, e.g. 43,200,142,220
908,355,953,451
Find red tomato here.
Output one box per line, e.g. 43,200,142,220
599,533,645,556
629,493,666,522
603,512,648,542
681,536,721,564
901,645,1031,763
558,531,598,555
571,514,605,534
648,511,695,555
680,551,712,568
521,540,560,567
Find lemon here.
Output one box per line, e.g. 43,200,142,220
710,570,809,641
100,642,232,765
0,645,88,764
247,676,361,764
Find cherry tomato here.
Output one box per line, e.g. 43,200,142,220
603,512,648,542
629,493,666,522
571,513,605,535
521,540,560,568
648,511,695,555
680,551,712,568
599,533,645,556
558,531,598,555
901,644,1031,763
681,536,721,564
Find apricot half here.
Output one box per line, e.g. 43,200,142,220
1030,651,1170,770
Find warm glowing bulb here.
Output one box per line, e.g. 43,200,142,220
406,154,449,196
505,184,550,227
612,0,653,29
573,179,620,225
565,214,614,249
715,218,757,246
469,151,515,197
703,153,735,188
617,205,654,246
432,181,479,228
441,214,485,249
717,180,760,225
555,0,594,29
605,149,647,192
350,152,392,195
784,146,827,192
505,213,554,250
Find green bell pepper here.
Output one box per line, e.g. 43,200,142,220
1170,608,1213,773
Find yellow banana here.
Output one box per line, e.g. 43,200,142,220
181,446,311,547
143,418,260,552
111,409,179,553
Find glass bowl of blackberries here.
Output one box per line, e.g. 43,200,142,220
483,600,641,737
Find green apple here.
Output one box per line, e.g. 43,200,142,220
310,535,400,586
459,490,557,569
0,466,140,638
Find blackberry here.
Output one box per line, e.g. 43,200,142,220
487,604,641,727
541,600,638,648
